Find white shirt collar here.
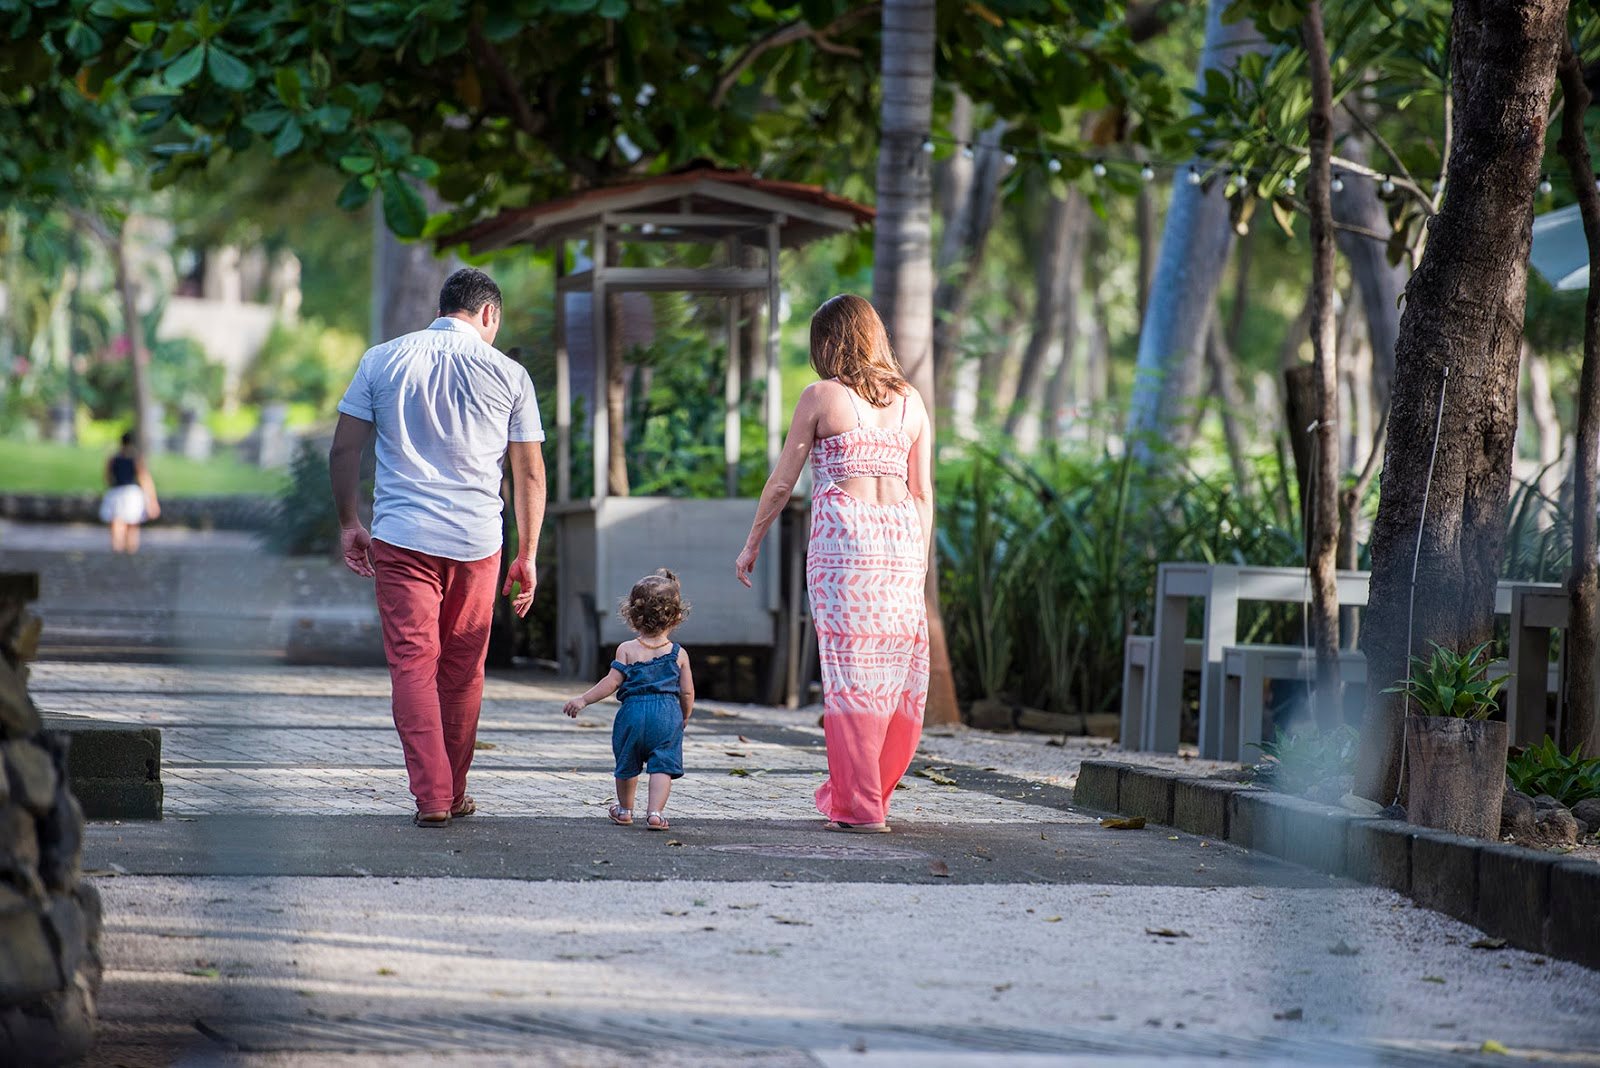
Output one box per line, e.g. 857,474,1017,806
429,316,478,335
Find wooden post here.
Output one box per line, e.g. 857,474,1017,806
724,237,742,497
554,241,571,503
591,221,608,501
766,221,783,469
1405,716,1507,838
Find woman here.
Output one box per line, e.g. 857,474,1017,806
101,431,160,554
735,295,931,832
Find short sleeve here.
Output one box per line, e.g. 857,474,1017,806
336,357,374,422
508,365,545,442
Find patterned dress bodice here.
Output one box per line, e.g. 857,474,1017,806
811,426,912,486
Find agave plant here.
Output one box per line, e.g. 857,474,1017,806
1505,736,1600,807
1382,641,1505,720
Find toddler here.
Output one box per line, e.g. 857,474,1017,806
563,569,695,830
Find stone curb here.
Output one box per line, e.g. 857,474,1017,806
1074,759,1599,971
40,716,163,821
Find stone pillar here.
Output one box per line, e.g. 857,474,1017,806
0,573,101,1064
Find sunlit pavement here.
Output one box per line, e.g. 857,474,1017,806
28,661,1600,1066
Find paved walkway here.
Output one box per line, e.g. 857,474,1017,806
29,661,1600,1066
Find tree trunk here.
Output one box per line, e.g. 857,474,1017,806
1125,0,1266,455
1557,41,1600,758
1353,0,1568,803
932,120,1007,400
1303,0,1342,730
1207,316,1252,491
1007,192,1087,439
113,221,157,457
874,0,958,726
606,290,629,496
1135,178,1157,328
1333,121,1409,411
370,183,454,344
1040,199,1089,448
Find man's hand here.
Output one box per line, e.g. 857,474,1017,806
503,554,536,617
340,524,374,578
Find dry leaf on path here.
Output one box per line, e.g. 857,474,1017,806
376,967,397,976
1043,916,1063,923
928,860,951,878
1328,940,1360,956
914,768,958,786
1144,928,1190,939
1421,976,1446,984
769,915,812,926
1480,1039,1508,1055
1100,817,1146,830
724,751,749,758
666,840,684,847
729,768,751,777
1469,937,1507,950
473,741,496,750
1274,1008,1303,1022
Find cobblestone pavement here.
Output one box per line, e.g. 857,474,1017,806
30,660,1600,1066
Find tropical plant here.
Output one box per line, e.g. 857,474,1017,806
1506,736,1600,807
1248,723,1358,796
1382,641,1506,721
264,439,344,556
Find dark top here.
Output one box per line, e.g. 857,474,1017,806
612,645,683,701
109,455,138,487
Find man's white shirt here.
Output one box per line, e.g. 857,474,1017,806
337,316,544,561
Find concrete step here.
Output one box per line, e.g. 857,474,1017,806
40,713,162,820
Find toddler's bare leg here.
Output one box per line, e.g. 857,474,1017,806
615,777,639,811
647,773,672,815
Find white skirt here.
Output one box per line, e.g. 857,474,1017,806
100,485,148,525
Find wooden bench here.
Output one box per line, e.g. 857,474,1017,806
1120,636,1202,748
1220,645,1368,764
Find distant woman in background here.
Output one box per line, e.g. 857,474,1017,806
101,431,159,553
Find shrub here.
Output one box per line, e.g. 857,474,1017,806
1249,724,1359,796
1506,736,1600,806
264,440,344,556
1382,641,1505,720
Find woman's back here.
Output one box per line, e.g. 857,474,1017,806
810,379,923,506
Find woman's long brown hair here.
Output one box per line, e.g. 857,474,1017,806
809,294,908,408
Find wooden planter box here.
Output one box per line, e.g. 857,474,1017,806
1405,714,1507,838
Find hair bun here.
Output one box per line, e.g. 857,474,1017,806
656,568,679,584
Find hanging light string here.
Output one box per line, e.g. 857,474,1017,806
917,132,1579,199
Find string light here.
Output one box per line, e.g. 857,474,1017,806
1186,165,1202,186
921,138,935,155
1140,163,1155,182
1047,157,1062,174
1002,151,1018,168
961,144,974,160
1539,174,1553,196
1282,176,1296,195
1091,160,1107,178
1380,175,1395,196
1331,172,1345,193
1231,172,1248,193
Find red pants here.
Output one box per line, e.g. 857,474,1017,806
372,539,500,814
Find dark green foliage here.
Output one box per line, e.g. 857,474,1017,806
1383,641,1505,720
936,443,1304,720
1506,736,1600,807
1248,723,1359,795
265,439,343,556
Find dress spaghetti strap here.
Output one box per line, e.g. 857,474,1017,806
899,390,909,428
835,378,864,426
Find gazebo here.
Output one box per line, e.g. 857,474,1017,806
444,168,873,686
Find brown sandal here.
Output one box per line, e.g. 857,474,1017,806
451,795,477,818
413,811,451,828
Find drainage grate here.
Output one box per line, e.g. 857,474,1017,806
195,1010,1527,1065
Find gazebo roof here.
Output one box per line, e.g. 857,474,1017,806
438,167,874,255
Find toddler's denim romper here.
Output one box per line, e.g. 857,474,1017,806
611,645,685,779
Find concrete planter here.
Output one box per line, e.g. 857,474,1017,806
1404,715,1507,839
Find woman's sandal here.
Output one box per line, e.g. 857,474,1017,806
646,811,670,831
413,811,451,828
608,805,634,826
824,821,890,834
451,795,477,818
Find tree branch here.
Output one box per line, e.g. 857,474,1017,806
1339,98,1426,205
711,3,880,108
468,22,546,140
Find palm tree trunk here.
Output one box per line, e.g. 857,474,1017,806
874,0,958,725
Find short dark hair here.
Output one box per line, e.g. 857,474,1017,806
438,267,502,317
120,431,135,447
619,569,690,636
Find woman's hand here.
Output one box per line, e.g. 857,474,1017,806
562,697,585,718
734,543,759,588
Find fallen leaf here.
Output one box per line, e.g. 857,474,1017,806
1328,940,1360,957
1274,1008,1303,1021
1167,835,1180,840
727,903,759,910
1469,937,1507,951
1101,817,1146,830
1480,1039,1509,1055
737,735,750,743
928,860,951,878
473,741,496,750
1145,928,1191,939
914,768,957,786
769,915,812,926
376,967,397,976
183,966,220,979
724,751,749,758
729,768,751,777
666,839,683,847
894,781,908,790
1043,916,1063,923
1421,976,1446,984
993,982,1013,992
662,909,687,916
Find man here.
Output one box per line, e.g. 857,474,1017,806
329,267,547,827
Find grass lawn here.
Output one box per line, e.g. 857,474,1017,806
0,439,285,498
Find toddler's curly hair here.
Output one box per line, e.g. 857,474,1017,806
619,568,690,635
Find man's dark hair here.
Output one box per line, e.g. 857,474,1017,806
438,267,502,317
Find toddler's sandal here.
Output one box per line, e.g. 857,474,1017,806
608,805,634,826
646,811,670,831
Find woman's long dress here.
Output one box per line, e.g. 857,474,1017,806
807,392,929,825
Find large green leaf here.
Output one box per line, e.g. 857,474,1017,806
164,43,205,87
379,172,427,238
207,46,255,90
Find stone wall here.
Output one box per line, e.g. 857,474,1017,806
0,574,101,1064
0,493,276,531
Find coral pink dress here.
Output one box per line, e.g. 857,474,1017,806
808,385,929,825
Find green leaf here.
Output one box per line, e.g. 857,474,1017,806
241,107,288,134
597,0,628,16
380,172,427,238
165,44,206,87
272,118,303,156
336,175,374,211
207,46,254,90
129,21,157,44
65,20,104,57
401,154,439,179
339,154,375,174
274,67,304,110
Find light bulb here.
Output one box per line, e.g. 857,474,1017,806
1047,157,1062,174
1186,166,1202,186
1140,163,1155,182
1282,176,1296,195
1331,173,1345,193
961,145,974,160
1539,175,1553,195
1003,152,1018,168
921,138,935,155
1380,176,1395,195
1231,172,1248,192
1091,160,1107,178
